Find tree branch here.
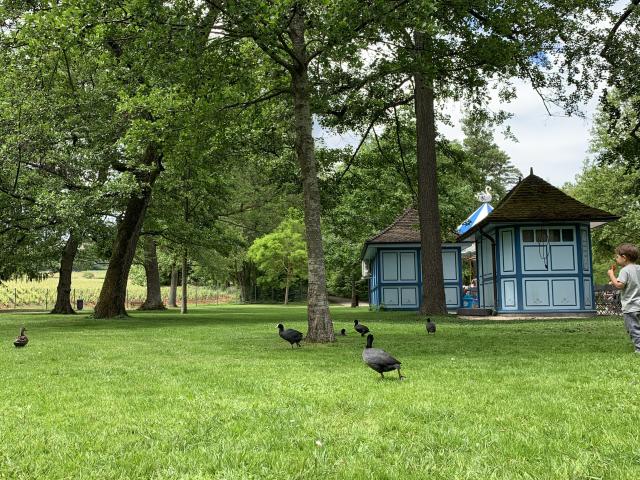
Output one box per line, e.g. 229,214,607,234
334,115,379,185
601,0,640,58
393,106,416,197
222,88,289,110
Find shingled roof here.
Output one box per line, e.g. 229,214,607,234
457,170,619,241
366,208,421,244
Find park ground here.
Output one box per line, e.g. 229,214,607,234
2,305,640,479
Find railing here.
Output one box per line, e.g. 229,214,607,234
594,285,622,316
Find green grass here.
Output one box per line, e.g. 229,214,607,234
2,305,640,479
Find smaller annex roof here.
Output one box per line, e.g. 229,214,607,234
361,208,420,261
456,203,493,236
365,207,420,245
361,208,471,261
457,169,620,241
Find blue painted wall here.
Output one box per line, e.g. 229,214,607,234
368,245,464,311
475,223,595,314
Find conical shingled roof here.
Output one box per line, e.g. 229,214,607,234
457,171,619,240
366,208,420,244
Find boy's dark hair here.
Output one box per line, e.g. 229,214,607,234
616,243,639,262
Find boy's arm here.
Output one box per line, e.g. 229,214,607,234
608,265,626,289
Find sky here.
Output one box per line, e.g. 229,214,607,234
316,78,599,188
438,79,599,188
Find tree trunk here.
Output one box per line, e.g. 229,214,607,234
168,262,178,307
414,31,447,315
350,279,359,308
51,233,79,314
284,274,290,305
139,235,166,310
235,260,255,303
181,250,188,314
289,8,334,342
94,144,163,318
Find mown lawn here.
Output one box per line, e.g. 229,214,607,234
1,305,640,479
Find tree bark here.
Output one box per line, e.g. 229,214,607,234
181,250,188,314
139,235,166,310
350,279,359,308
51,233,79,314
235,260,254,303
93,144,163,318
414,31,447,315
284,273,290,305
168,262,178,307
289,8,334,342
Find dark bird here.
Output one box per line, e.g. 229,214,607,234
354,319,370,336
277,323,303,348
426,318,436,334
340,328,346,336
13,327,28,347
362,334,404,380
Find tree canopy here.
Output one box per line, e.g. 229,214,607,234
0,0,637,338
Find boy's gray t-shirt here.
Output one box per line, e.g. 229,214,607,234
617,264,640,313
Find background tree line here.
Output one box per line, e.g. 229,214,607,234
0,0,638,342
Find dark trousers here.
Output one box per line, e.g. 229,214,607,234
623,312,640,352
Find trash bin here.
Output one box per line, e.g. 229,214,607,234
76,299,84,311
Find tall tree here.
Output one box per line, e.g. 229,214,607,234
0,1,121,297
93,2,223,317
414,31,446,314
208,0,409,340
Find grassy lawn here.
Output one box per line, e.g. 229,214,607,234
2,305,640,479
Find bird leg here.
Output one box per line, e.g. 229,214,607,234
379,372,385,380
397,370,405,380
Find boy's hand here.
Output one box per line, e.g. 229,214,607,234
608,264,625,290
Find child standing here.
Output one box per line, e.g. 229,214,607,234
608,243,640,353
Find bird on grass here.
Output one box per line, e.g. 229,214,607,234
362,334,404,380
339,329,346,336
13,327,28,347
354,319,370,336
426,318,436,335
277,323,303,348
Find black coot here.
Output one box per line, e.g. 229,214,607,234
362,334,404,380
277,324,303,348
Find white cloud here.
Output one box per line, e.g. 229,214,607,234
439,78,599,187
